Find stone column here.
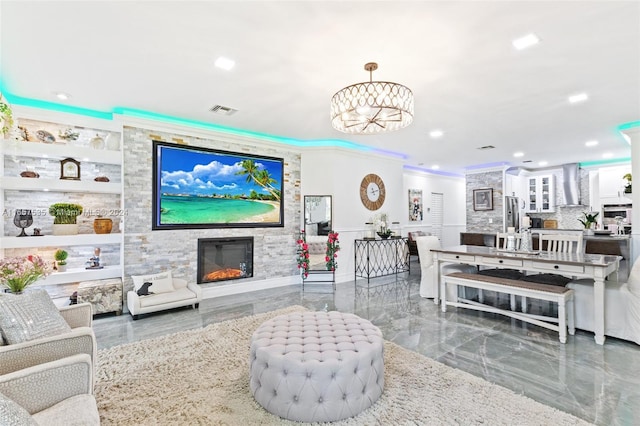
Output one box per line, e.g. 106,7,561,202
625,125,640,264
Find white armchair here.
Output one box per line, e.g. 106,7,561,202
0,303,96,377
566,258,640,345
416,236,477,299
0,354,99,425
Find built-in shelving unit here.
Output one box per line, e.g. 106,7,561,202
1,115,124,289
1,233,122,249
38,265,122,285
1,176,121,193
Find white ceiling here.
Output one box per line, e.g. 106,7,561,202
2,1,639,175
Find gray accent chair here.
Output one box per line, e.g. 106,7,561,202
0,303,96,381
0,354,100,425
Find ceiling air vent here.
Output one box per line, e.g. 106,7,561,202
209,105,238,116
477,145,495,150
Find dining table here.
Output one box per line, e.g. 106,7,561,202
431,245,621,345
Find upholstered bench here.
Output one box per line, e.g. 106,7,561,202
249,311,384,422
443,272,575,343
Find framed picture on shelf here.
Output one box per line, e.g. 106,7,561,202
473,188,493,211
60,157,81,180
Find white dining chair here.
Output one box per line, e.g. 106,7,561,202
496,232,523,251
566,258,640,345
519,233,584,312
416,236,476,300
538,233,583,254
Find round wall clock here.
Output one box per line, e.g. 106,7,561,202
360,173,386,210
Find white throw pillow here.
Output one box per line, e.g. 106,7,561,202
0,289,71,345
131,271,175,294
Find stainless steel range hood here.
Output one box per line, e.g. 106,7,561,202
561,163,582,206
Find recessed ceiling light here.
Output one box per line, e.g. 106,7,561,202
429,129,444,138
538,161,548,167
214,57,235,71
512,33,539,50
54,92,70,101
513,152,524,157
602,152,614,159
585,140,599,147
568,93,588,104
432,165,440,170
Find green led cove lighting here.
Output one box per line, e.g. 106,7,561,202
618,120,640,131
0,89,408,158
3,93,112,120
580,157,632,168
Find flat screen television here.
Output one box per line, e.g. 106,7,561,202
152,141,284,230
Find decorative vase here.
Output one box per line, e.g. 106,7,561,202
52,224,79,236
93,217,113,234
90,134,105,150
57,263,67,272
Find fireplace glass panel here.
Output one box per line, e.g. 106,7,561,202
197,237,253,284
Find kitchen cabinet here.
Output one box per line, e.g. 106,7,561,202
524,175,555,213
1,117,123,289
598,165,631,205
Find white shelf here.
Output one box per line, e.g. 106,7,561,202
0,140,121,165
37,265,122,285
0,176,121,193
1,233,122,249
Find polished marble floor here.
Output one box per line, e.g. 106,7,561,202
93,262,640,425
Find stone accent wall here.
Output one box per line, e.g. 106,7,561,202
466,170,504,233
122,126,301,296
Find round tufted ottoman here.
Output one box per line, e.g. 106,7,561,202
249,311,384,422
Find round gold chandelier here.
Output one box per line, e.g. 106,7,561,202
331,62,414,134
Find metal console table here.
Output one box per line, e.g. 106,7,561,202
354,238,410,284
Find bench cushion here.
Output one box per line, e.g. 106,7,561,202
520,273,572,287
138,288,196,308
447,272,571,294
478,268,524,280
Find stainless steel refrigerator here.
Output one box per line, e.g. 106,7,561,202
504,196,521,230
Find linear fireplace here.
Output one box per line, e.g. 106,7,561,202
197,237,254,284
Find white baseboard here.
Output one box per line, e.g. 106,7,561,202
201,270,353,299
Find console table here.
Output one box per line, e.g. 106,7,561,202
354,238,410,283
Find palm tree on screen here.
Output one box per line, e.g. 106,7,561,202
237,160,281,201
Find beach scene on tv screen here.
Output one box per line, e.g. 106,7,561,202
158,145,283,225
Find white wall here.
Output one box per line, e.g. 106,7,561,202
301,147,406,282
403,169,466,247
301,148,467,282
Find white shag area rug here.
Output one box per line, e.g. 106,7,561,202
96,306,591,425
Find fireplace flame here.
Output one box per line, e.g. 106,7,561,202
204,268,243,281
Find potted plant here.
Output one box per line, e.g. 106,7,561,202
578,211,599,234
623,173,632,194
49,203,83,235
54,249,68,272
0,255,51,293
0,93,14,138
